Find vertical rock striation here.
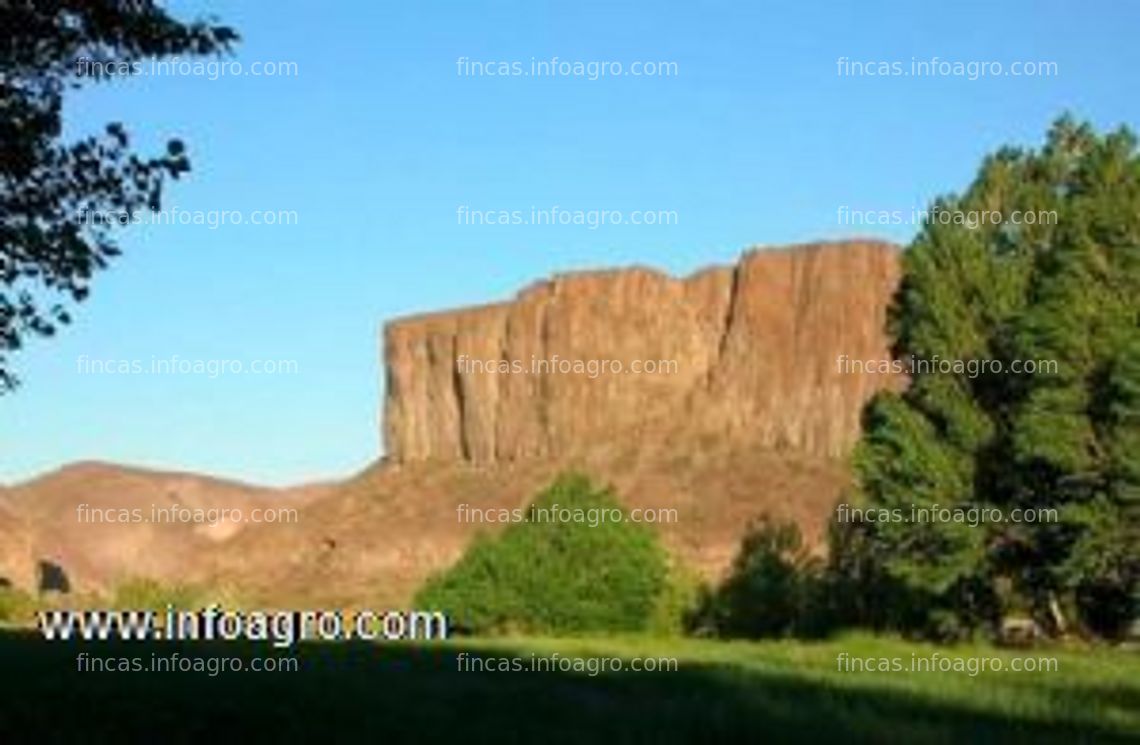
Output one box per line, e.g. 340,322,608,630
383,240,902,463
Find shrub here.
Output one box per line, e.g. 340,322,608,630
0,586,37,624
649,561,704,637
824,516,952,637
111,578,204,610
697,517,831,638
415,473,669,635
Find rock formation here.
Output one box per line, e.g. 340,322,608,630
1,239,906,603
384,240,902,464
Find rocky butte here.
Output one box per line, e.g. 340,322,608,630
384,239,902,465
1,239,904,604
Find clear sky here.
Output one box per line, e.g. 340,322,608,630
3,0,1138,486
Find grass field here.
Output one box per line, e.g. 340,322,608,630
0,630,1136,743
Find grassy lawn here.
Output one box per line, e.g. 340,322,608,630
0,630,1135,743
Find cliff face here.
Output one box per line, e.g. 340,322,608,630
384,240,902,464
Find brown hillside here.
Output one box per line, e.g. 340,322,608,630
0,462,331,595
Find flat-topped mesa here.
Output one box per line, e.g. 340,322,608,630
383,240,902,464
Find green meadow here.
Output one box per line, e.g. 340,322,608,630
1,632,1135,743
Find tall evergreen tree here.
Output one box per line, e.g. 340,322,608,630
854,118,1140,637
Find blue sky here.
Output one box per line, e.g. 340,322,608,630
3,0,1138,486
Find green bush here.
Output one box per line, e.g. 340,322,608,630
648,561,705,637
0,586,37,624
697,517,832,638
111,578,205,610
415,473,670,635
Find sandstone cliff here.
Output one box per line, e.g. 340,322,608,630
384,240,902,464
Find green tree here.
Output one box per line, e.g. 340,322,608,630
854,117,1140,638
696,517,830,638
1,1,237,391
415,473,669,635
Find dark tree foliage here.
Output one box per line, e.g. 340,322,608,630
693,517,830,639
853,117,1140,639
0,0,237,391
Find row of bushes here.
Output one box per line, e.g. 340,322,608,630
414,472,852,640
3,485,1128,642
416,471,1136,642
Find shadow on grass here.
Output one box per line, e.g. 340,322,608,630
0,630,1133,743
